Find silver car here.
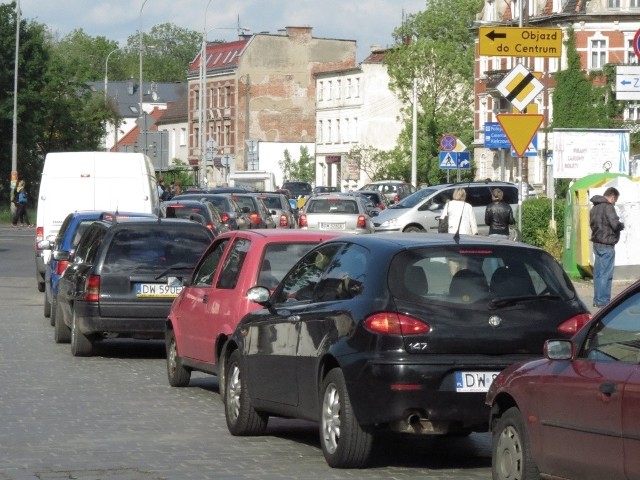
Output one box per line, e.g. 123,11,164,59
256,192,297,228
373,182,519,234
299,194,374,234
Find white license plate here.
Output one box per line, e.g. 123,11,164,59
135,283,183,298
319,222,346,230
455,371,499,392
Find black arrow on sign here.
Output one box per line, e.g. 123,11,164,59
486,30,507,41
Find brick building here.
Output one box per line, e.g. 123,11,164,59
474,0,640,191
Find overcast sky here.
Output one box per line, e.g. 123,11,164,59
8,0,426,62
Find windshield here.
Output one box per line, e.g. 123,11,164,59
392,187,438,209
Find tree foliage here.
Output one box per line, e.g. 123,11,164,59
384,0,482,185
279,146,315,184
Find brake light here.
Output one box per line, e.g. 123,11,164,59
206,223,214,230
55,260,70,275
557,313,592,335
249,212,261,225
298,214,308,228
36,227,44,250
279,214,289,227
357,215,367,229
220,213,230,223
84,275,100,302
364,312,430,335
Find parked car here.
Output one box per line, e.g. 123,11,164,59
486,279,640,480
254,192,297,228
281,181,313,199
373,181,519,234
43,211,154,326
164,229,343,391
222,234,591,468
173,193,249,231
53,217,214,356
227,193,276,229
357,189,390,211
298,193,375,234
161,199,229,236
359,180,416,204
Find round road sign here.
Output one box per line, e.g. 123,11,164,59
439,134,457,152
634,28,640,60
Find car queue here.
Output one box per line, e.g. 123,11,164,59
33,178,640,477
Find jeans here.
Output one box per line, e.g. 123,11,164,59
593,244,615,306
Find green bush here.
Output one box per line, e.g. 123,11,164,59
520,198,566,260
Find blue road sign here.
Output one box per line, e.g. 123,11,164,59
439,151,471,170
484,122,510,149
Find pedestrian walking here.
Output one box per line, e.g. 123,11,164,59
11,180,34,228
441,188,477,235
590,187,624,307
485,188,515,237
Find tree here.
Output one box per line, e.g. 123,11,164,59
278,146,315,184
384,0,482,185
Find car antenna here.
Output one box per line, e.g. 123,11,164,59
453,178,473,244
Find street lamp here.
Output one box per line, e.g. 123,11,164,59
199,0,212,187
139,0,150,155
104,48,119,105
10,0,20,204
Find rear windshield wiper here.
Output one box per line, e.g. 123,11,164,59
489,294,560,308
154,263,194,280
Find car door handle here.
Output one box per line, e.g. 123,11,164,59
202,294,209,304
599,382,617,396
287,315,300,322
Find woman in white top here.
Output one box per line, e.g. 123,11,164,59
442,188,478,235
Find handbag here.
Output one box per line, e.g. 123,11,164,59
438,204,449,233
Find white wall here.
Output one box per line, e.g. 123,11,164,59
255,142,316,189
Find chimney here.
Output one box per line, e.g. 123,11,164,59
285,26,312,42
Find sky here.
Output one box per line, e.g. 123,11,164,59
7,0,426,62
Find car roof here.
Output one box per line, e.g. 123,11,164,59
213,229,346,243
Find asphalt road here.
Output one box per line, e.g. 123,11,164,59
0,224,632,480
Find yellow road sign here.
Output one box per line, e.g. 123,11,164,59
479,26,562,58
497,114,544,157
497,64,544,112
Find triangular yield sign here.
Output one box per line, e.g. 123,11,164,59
496,114,544,157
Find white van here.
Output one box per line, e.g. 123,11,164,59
34,152,160,292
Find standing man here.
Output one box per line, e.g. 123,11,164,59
590,187,624,307
485,188,515,238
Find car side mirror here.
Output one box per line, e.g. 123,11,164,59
38,239,54,250
52,250,70,261
544,339,573,360
369,209,379,217
247,285,271,306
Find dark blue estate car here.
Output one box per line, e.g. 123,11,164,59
43,211,154,326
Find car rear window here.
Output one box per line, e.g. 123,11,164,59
388,246,575,305
165,205,206,220
259,196,283,209
105,227,211,268
306,199,359,214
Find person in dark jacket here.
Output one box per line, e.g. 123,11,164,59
590,187,624,307
485,188,515,237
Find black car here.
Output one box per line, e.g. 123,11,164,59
227,193,276,229
281,181,312,199
161,199,229,236
221,234,591,468
53,217,214,356
255,192,297,228
173,193,249,230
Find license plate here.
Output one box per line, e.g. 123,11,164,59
319,222,345,230
455,371,499,392
135,283,183,298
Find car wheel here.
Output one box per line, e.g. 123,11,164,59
492,407,540,480
50,296,57,326
320,368,373,468
53,301,71,344
38,280,45,293
70,309,93,357
166,329,191,387
403,226,423,233
44,285,51,318
224,350,268,436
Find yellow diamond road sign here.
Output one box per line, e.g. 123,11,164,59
479,26,562,58
497,114,544,157
497,64,544,112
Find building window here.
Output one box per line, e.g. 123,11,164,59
607,0,620,7
486,0,496,21
549,57,559,73
354,78,360,98
318,81,323,101
225,86,231,107
224,125,230,146
627,104,640,121
194,127,200,148
336,119,341,143
344,118,350,142
318,120,323,143
353,117,358,141
589,38,607,69
216,124,221,144
216,87,222,107
346,79,352,98
335,79,341,100
628,38,639,64
327,120,332,143
327,81,332,101
180,128,187,146
632,0,640,7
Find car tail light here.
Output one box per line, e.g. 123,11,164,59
220,212,230,223
557,313,592,335
206,222,214,230
36,226,43,250
357,215,367,229
84,275,100,302
55,260,70,276
299,214,308,228
364,312,430,335
249,212,261,225
279,214,288,227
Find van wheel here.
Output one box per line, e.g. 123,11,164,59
403,226,423,233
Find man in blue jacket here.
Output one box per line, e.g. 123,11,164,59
590,187,625,307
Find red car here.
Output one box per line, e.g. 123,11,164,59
164,229,342,391
486,279,640,480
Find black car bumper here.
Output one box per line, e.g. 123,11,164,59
74,301,166,339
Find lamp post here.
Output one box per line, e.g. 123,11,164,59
139,0,150,155
199,0,213,187
10,0,20,203
104,48,119,105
